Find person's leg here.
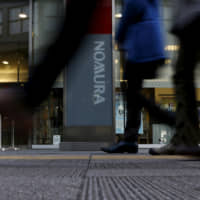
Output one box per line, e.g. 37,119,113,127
125,60,176,137
149,39,200,155
124,61,143,142
101,60,174,153
101,61,142,153
171,39,200,146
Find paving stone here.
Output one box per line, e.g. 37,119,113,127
0,159,88,200
83,158,200,200
80,176,200,200
0,151,200,200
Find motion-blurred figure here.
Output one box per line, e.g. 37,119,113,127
101,0,175,153
150,0,200,155
0,0,98,133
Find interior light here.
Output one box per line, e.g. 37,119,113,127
2,61,9,65
115,13,122,18
19,13,28,19
114,44,119,50
115,59,119,64
1,148,6,151
165,59,171,64
118,104,124,111
165,45,179,51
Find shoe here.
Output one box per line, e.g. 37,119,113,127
101,141,138,153
149,144,200,156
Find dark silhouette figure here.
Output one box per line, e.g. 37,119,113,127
0,0,99,133
150,0,200,155
101,0,175,153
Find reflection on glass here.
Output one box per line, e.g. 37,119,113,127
0,9,2,35
22,19,29,32
0,2,29,82
0,10,2,22
9,7,21,20
0,1,29,146
32,0,64,84
32,89,63,145
0,52,28,82
9,6,29,35
9,21,21,34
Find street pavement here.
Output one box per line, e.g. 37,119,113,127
0,149,200,200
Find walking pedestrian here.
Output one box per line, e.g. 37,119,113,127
150,0,200,155
0,0,99,133
101,0,175,153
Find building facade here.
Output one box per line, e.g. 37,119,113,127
0,0,199,149
0,0,29,147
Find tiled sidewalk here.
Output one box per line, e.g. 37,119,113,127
0,150,200,200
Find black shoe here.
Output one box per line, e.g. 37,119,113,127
149,144,200,156
101,141,138,153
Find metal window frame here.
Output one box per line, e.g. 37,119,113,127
8,5,29,35
0,9,3,35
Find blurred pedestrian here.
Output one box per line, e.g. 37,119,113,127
150,0,200,155
101,0,175,153
0,0,99,133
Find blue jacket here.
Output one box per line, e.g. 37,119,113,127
116,0,166,63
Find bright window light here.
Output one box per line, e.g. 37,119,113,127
165,45,179,51
115,59,119,64
2,61,9,65
19,13,28,19
115,13,122,18
165,59,171,64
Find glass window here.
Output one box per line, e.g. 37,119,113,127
32,0,64,145
43,2,58,17
0,10,2,35
0,4,29,83
0,1,29,147
32,0,64,76
22,19,29,32
9,7,21,21
22,6,29,16
0,10,2,22
0,52,29,83
9,21,21,34
9,6,29,35
32,89,63,145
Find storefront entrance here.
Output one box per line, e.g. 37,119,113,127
0,115,29,149
32,88,63,148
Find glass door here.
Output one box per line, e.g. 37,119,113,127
32,88,63,145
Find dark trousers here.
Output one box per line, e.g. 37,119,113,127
124,61,175,142
171,39,200,146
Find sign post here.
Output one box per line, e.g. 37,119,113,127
61,0,114,150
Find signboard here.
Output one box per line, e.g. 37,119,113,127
65,0,113,126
